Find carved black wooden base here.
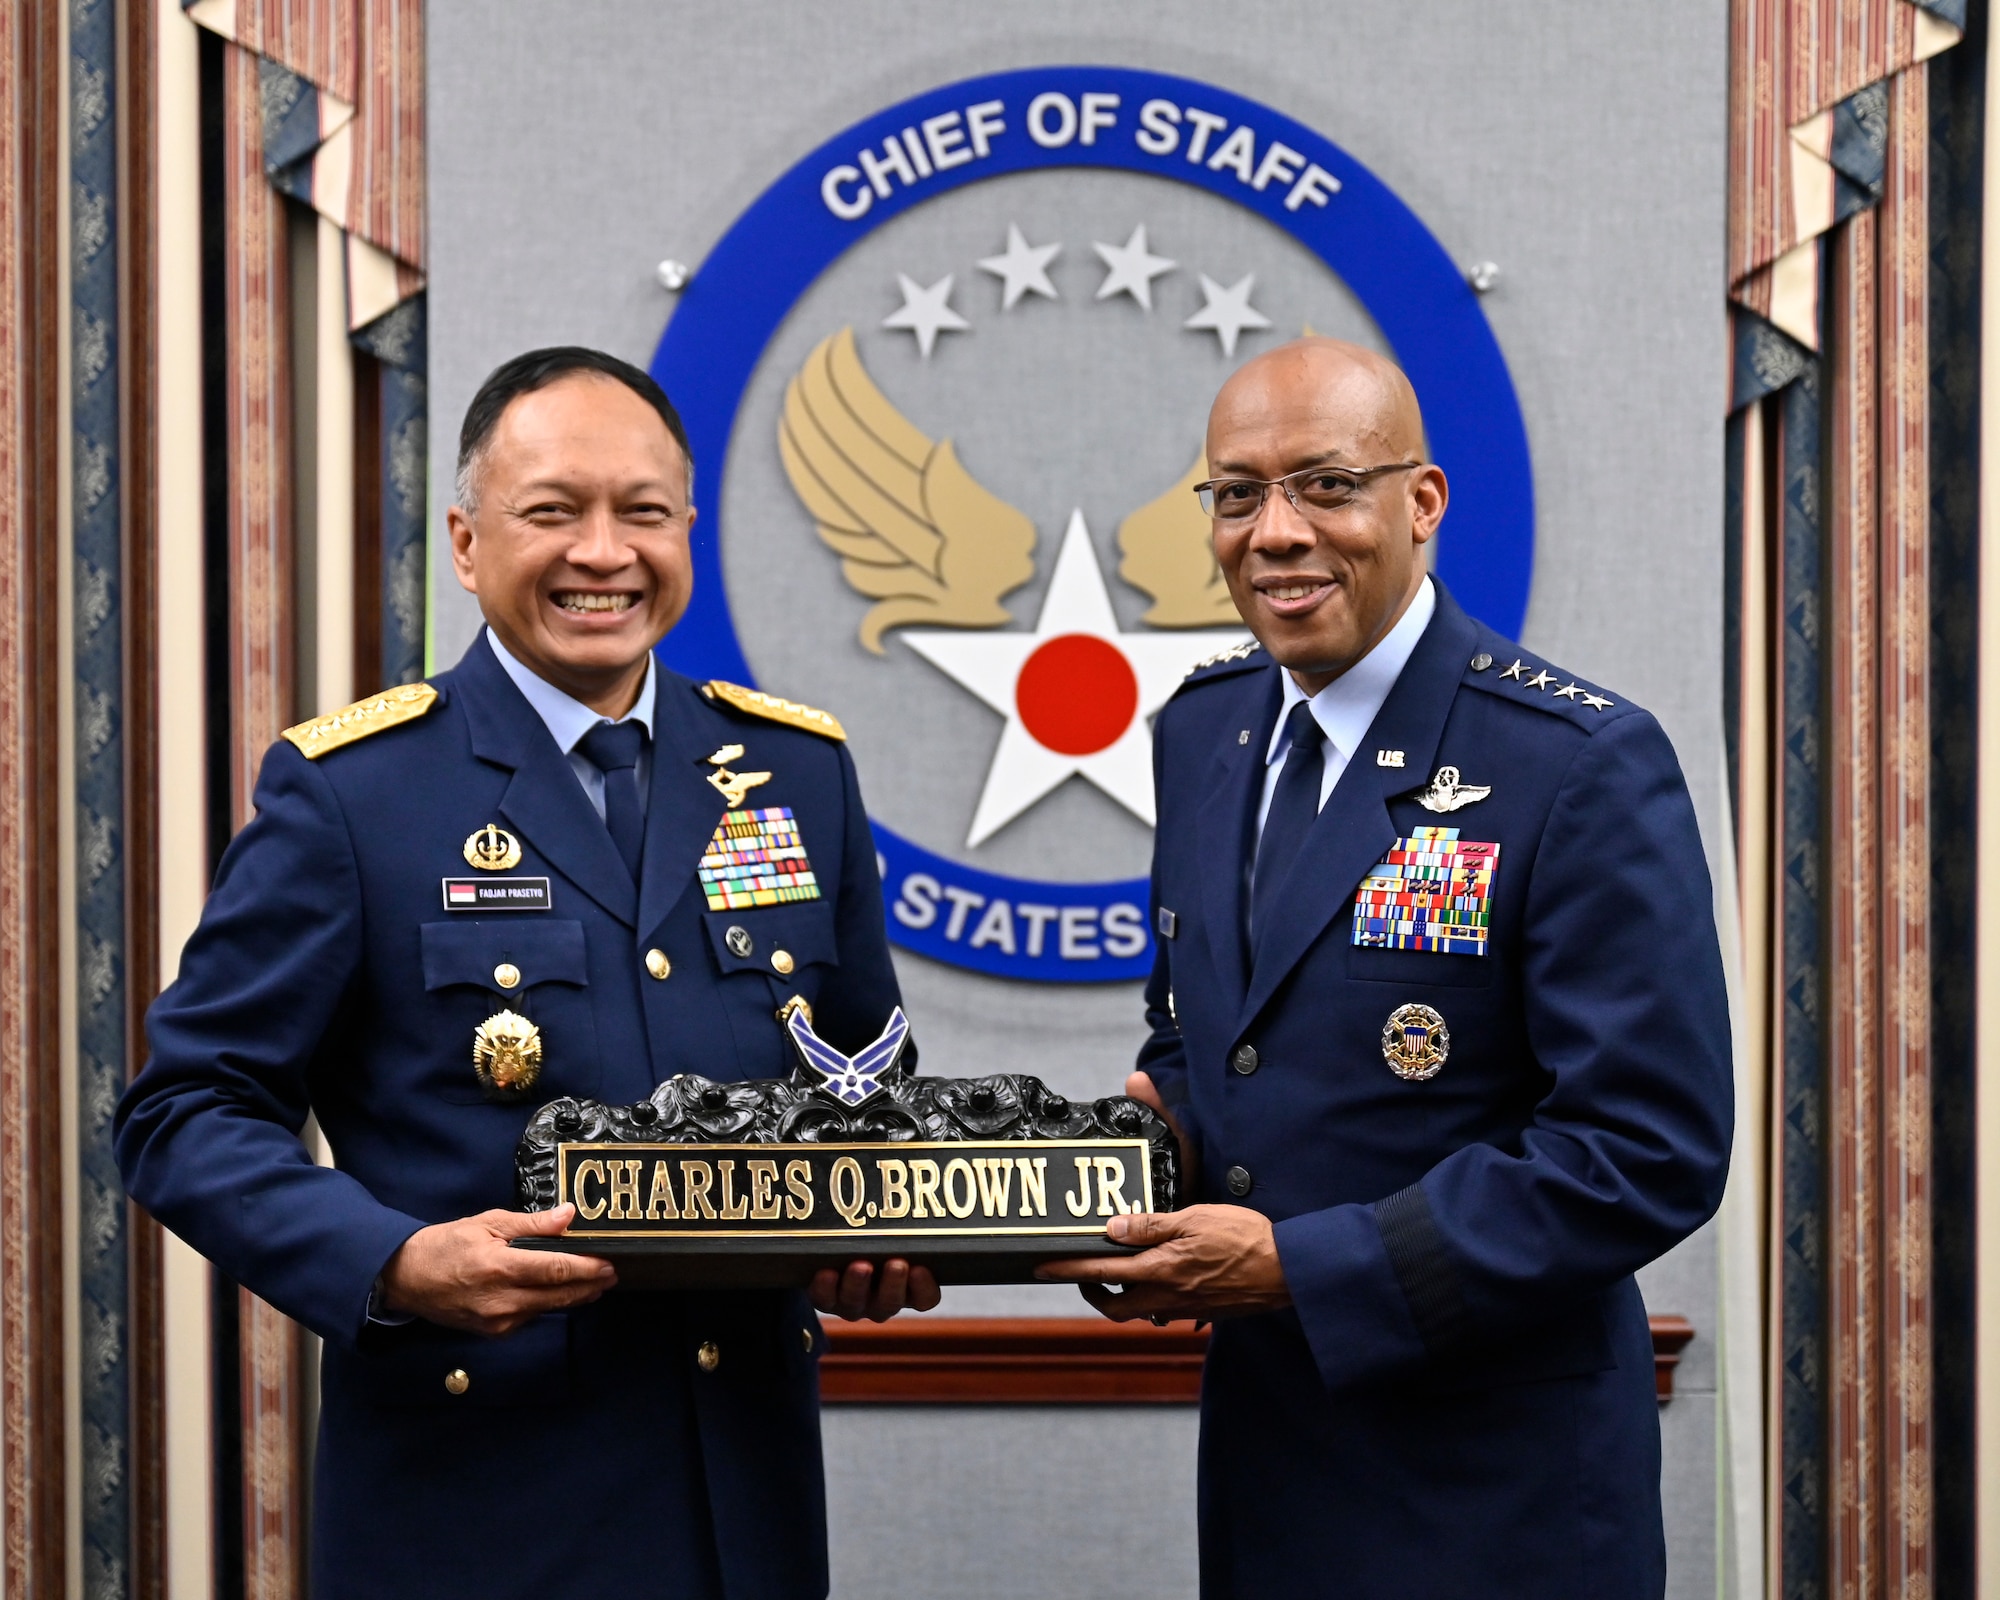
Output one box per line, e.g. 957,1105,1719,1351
514,1057,1182,1287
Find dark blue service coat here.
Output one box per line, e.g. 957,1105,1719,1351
1142,585,1732,1600
116,635,902,1600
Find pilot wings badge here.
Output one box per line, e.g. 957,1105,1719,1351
786,1004,912,1107
1411,765,1492,814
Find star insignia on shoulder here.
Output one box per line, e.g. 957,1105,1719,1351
1523,669,1557,691
1552,682,1584,700
1581,692,1614,710
1498,658,1527,681
1187,640,1263,674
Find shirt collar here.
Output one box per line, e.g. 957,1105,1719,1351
486,628,656,755
1267,576,1437,765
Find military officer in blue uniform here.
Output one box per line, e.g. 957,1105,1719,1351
1043,339,1733,1599
116,348,936,1599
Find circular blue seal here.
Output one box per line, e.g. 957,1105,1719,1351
651,66,1533,984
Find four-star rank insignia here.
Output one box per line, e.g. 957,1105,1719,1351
787,1006,912,1107
1382,1003,1450,1081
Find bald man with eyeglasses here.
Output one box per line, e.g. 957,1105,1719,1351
1042,340,1732,1600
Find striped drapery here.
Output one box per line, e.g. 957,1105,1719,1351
1729,0,1962,347
192,4,428,1592
1726,4,1958,1597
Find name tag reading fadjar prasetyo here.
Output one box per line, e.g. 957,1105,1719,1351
441,876,553,911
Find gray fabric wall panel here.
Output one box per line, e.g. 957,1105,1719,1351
429,6,1728,1594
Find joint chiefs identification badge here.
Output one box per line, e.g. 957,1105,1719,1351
1382,1004,1449,1081
473,1009,543,1095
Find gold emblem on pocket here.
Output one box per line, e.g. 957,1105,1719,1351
473,1009,543,1094
464,824,522,872
1382,1004,1449,1081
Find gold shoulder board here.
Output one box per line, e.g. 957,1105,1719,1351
282,682,438,760
701,681,847,741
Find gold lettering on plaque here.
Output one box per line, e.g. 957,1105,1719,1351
783,1159,814,1220
573,1159,608,1220
1093,1156,1131,1216
1018,1156,1048,1217
830,1157,867,1227
645,1160,680,1220
747,1160,781,1220
909,1159,944,1218
680,1161,719,1220
608,1159,642,1220
716,1160,751,1221
973,1158,1014,1217
942,1159,978,1219
877,1159,911,1219
1063,1156,1094,1217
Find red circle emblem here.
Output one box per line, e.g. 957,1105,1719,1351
1014,634,1141,756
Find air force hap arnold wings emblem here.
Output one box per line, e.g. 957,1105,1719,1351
650,67,1534,985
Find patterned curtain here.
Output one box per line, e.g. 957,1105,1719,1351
185,2,427,1592
1724,3,1966,1597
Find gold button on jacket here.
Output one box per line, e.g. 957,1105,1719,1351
771,949,795,975
493,962,520,989
697,1340,721,1372
645,948,671,980
444,1369,470,1395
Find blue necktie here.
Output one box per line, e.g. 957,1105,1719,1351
1251,701,1327,943
578,720,647,881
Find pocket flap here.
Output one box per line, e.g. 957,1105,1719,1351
349,1312,572,1408
420,919,588,991
701,902,839,976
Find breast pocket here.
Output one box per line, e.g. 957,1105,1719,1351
701,902,840,1078
419,919,601,1104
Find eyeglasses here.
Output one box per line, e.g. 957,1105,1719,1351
1193,462,1421,521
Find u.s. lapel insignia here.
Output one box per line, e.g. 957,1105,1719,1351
1382,1004,1449,1081
464,824,523,871
1411,765,1491,814
1376,749,1406,768
472,1009,543,1094
788,1006,911,1106
704,746,772,808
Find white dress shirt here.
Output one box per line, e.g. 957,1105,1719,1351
1253,576,1436,841
486,628,657,818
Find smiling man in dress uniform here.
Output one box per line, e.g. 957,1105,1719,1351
116,348,936,1599
1042,339,1733,1599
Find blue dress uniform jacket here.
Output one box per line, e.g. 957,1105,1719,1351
1141,585,1732,1600
115,635,902,1600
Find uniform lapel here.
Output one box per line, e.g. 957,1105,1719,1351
1195,668,1280,1004
454,636,638,928
638,675,737,941
1237,588,1480,1032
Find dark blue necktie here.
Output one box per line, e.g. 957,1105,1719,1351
1251,701,1327,943
578,720,648,880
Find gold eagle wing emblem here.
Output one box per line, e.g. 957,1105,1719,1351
780,328,1036,655
1115,455,1240,627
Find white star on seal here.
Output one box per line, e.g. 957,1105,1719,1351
882,273,970,358
901,511,1248,846
977,224,1061,310
1091,225,1176,311
1184,273,1273,357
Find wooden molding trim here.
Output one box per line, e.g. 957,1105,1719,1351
821,1314,1701,1406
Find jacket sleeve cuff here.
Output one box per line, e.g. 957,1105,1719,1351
1273,1192,1436,1392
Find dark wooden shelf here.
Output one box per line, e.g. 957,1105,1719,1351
820,1313,1699,1404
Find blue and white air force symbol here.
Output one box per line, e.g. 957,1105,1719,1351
651,67,1534,985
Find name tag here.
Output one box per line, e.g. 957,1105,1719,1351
1351,827,1497,956
441,876,553,912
